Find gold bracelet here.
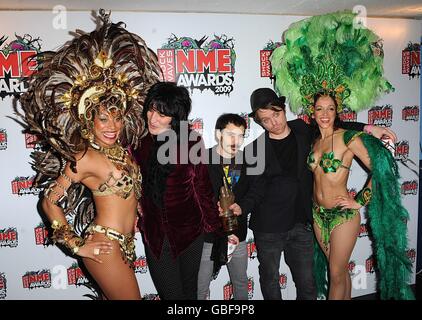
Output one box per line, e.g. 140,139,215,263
51,220,84,255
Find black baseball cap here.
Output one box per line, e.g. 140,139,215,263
249,88,285,117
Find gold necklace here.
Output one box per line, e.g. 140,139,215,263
90,141,127,170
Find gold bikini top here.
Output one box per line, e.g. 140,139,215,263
89,143,142,200
92,168,142,200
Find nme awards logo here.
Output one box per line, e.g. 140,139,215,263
188,118,204,135
0,227,18,247
260,40,282,79
11,176,41,195
279,273,287,290
67,263,89,286
158,34,236,95
0,34,41,99
339,107,357,122
297,112,311,124
247,237,257,260
348,188,357,199
401,180,418,195
406,249,416,264
394,140,410,162
402,42,420,79
368,105,393,127
25,133,41,149
348,261,356,276
34,222,51,246
22,269,51,289
142,293,160,300
239,112,251,138
402,106,419,121
133,256,148,274
223,276,254,300
0,128,7,150
365,256,375,274
358,223,369,238
0,273,6,299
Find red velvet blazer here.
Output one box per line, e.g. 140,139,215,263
133,133,221,259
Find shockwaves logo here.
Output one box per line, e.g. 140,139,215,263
247,237,257,260
394,140,410,162
402,42,420,79
0,34,41,99
22,269,51,289
402,106,419,121
0,227,18,248
368,105,393,127
260,40,282,79
239,112,251,138
339,107,357,122
223,276,254,300
279,273,288,290
348,260,356,276
365,256,375,274
34,222,51,246
406,249,416,264
401,180,418,196
133,256,148,274
358,223,369,238
0,129,7,150
11,176,42,195
25,133,41,149
0,273,6,299
67,263,89,286
158,34,236,95
188,118,204,135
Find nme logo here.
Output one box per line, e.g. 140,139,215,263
402,106,419,121
394,140,410,162
11,176,41,195
0,227,18,247
25,133,41,149
247,238,257,260
358,223,369,238
0,128,7,150
279,273,288,289
188,118,203,134
133,256,148,274
401,180,418,196
158,34,236,95
406,249,416,264
67,263,89,286
0,34,41,99
297,112,310,125
0,273,6,299
22,270,51,289
402,42,420,79
348,261,356,275
348,188,357,199
223,277,253,300
239,112,251,138
339,108,357,122
365,256,375,274
368,105,393,127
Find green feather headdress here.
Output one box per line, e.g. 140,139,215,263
271,11,394,115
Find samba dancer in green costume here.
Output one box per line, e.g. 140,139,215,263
271,11,414,300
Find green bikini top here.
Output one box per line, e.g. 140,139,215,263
307,130,363,173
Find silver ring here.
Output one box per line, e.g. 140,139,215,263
93,248,100,256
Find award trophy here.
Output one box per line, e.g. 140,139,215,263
219,176,238,233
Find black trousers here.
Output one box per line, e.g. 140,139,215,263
144,234,204,300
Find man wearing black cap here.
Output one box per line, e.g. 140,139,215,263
244,87,396,300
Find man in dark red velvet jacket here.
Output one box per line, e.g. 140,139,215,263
132,82,221,300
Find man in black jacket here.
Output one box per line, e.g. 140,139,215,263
245,88,396,300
